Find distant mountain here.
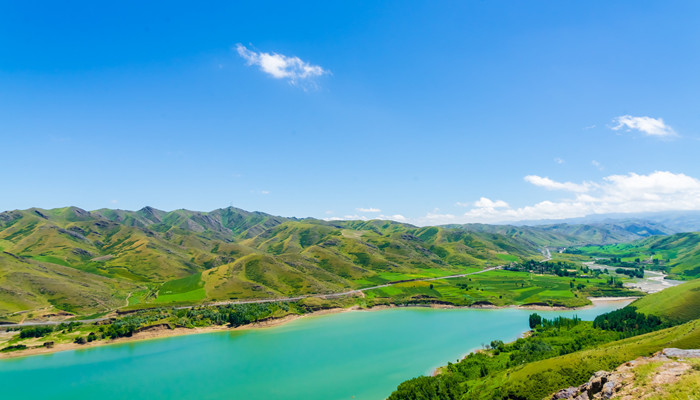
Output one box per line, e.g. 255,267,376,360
513,211,700,233
441,220,673,247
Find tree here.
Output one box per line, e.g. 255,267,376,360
529,313,542,329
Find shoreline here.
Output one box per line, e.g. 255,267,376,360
0,297,637,361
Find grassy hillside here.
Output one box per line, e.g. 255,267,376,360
631,278,700,323
467,319,700,400
570,232,700,279
0,206,666,318
0,206,560,316
0,251,139,316
448,220,673,247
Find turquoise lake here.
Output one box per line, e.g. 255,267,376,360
0,302,630,400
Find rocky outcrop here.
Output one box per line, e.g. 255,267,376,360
547,348,700,400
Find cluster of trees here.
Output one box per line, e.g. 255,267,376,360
606,276,624,288
606,256,658,268
226,302,292,327
504,260,578,277
19,325,54,338
615,267,644,279
0,344,27,352
593,306,665,335
528,313,581,330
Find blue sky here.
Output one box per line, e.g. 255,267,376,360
2,1,700,225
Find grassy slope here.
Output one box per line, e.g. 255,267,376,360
0,206,655,316
631,278,700,323
573,232,700,280
0,252,140,316
447,220,673,247
0,207,548,314
470,319,700,399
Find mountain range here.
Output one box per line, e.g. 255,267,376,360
1,206,698,317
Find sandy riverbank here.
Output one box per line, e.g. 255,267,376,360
0,297,637,361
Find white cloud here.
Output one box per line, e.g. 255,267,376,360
474,197,509,208
591,160,603,170
357,207,381,213
611,115,676,137
524,175,591,193
380,214,407,222
447,171,700,223
236,44,329,85
554,157,565,164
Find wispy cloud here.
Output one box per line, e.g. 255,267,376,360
611,115,676,137
236,44,329,86
357,207,381,213
591,160,604,171
524,175,591,193
554,157,565,164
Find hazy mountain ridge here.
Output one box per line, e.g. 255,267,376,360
441,219,675,247
513,211,700,233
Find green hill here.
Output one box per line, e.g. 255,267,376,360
1,206,678,318
0,206,556,317
570,231,700,279
631,278,700,323
446,220,673,247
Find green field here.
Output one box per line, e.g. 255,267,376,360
365,270,640,308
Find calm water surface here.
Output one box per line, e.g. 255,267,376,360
0,302,630,400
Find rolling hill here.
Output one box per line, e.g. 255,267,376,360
0,207,546,316
569,231,700,280
631,277,700,323
0,206,688,318
448,220,674,247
